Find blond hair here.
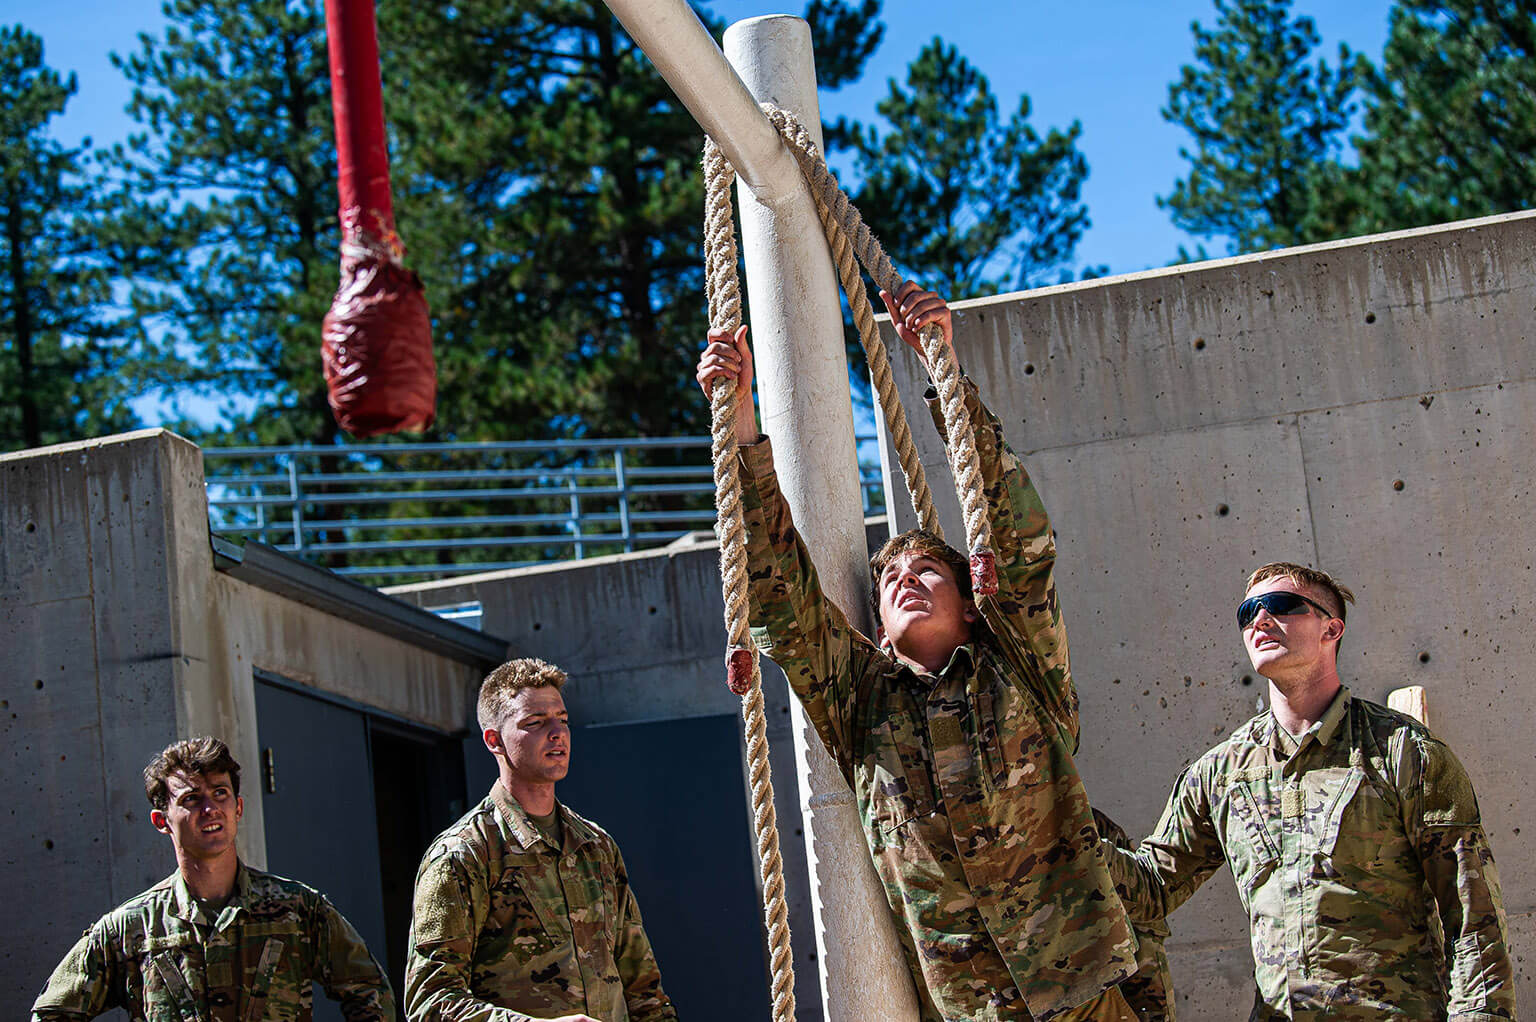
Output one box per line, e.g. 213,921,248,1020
1245,562,1356,622
477,658,567,731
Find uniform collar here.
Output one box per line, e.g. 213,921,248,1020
169,860,251,928
888,638,979,687
1268,686,1352,756
490,780,597,855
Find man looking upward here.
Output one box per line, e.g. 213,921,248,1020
33,737,393,1021
696,282,1139,1021
1106,563,1514,1020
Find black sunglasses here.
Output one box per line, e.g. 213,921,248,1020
1236,591,1335,628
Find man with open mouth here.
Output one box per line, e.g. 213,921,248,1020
1104,563,1514,1020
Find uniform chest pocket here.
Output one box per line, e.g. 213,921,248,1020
489,865,567,964
1318,766,1404,864
865,715,937,834
1221,780,1280,897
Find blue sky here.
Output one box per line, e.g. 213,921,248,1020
11,0,1394,425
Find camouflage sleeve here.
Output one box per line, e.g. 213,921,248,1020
610,845,678,1021
1398,735,1515,1021
737,436,876,776
404,850,531,1022
31,921,118,1020
312,894,397,1021
925,378,1077,741
1105,762,1225,925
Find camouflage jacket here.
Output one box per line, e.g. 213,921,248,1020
404,781,676,1022
738,378,1138,1021
1107,689,1514,1021
1093,809,1175,1022
32,862,393,1021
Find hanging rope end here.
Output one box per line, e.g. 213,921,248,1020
970,549,998,597
726,646,755,696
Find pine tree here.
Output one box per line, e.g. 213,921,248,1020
1351,0,1536,231
1160,0,1360,254
103,0,338,444
838,37,1091,298
108,0,885,444
0,25,136,451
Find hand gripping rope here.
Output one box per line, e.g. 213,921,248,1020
702,105,998,1022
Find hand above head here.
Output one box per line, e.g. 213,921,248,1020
696,324,759,444
879,280,954,372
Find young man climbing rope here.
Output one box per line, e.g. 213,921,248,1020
696,281,1140,1021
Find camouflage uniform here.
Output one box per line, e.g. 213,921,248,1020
32,862,393,1021
1106,688,1514,1021
405,781,676,1022
738,378,1139,1021
1092,809,1175,1022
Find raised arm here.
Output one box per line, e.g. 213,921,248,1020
697,327,879,778
1401,737,1515,1020
881,282,1078,735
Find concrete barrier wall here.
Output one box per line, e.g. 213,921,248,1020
877,211,1536,1018
1,430,484,1011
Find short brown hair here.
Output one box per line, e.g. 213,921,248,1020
869,529,972,627
478,657,567,732
1245,562,1355,622
144,737,242,811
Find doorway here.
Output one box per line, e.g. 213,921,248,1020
255,671,466,1020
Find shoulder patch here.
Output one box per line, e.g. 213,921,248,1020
1419,738,1481,827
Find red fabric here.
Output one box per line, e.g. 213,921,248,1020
326,0,393,234
970,549,998,597
321,258,435,435
727,647,755,696
322,0,435,436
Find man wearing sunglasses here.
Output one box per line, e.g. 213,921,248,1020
1105,562,1513,1021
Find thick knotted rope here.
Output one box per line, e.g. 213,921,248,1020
761,105,994,592
701,106,999,1022
703,139,797,1022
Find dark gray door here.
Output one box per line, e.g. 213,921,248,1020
557,714,774,1022
255,677,390,1022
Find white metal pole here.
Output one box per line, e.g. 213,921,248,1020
602,0,801,199
599,2,921,1019
722,19,920,1022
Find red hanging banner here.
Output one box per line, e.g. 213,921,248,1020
321,0,436,436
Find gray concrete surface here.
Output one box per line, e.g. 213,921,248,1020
877,210,1536,1018
2,430,486,1012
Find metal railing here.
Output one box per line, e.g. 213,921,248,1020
203,436,886,586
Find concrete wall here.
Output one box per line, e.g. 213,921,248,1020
1,430,484,1011
876,211,1536,1018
